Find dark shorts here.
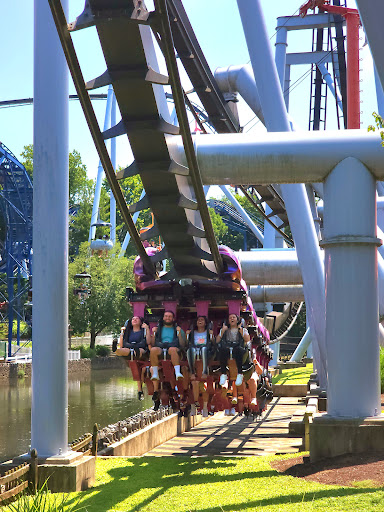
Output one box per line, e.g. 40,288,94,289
123,342,147,351
155,341,180,350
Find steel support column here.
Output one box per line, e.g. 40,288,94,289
290,328,312,362
237,0,327,386
32,0,69,457
275,26,288,88
322,157,380,417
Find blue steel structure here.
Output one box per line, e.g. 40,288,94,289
0,142,33,356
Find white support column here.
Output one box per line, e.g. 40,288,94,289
32,0,69,457
119,188,145,258
89,86,113,241
275,26,288,88
237,0,327,387
284,64,291,110
322,157,380,418
290,328,312,362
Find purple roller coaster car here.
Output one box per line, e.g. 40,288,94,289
133,244,269,340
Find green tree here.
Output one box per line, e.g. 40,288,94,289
69,242,134,348
20,145,94,205
209,207,228,243
105,173,152,257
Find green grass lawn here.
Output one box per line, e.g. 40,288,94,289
57,454,384,512
272,364,313,385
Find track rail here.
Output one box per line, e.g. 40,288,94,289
48,0,155,276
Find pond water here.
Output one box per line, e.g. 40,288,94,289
0,368,152,463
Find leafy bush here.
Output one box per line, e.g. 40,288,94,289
380,348,384,393
0,320,31,340
76,344,109,359
95,345,110,357
79,345,96,359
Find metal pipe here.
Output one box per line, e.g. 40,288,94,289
250,285,304,303
317,62,344,113
89,86,113,241
219,186,264,244
170,131,384,185
284,64,291,110
239,1,327,383
237,249,302,286
322,157,380,418
275,26,288,88
214,65,264,124
374,65,384,120
240,248,384,317
355,1,384,107
290,328,312,362
119,188,145,258
32,0,69,458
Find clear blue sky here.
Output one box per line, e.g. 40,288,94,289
0,0,377,180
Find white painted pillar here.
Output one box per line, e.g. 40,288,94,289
322,157,380,418
269,341,280,366
89,86,113,241
284,64,291,111
32,0,69,457
237,0,327,387
275,26,288,88
290,328,312,362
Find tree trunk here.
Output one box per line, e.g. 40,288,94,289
90,328,96,349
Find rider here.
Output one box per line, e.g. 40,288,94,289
186,315,213,379
186,315,214,416
150,310,185,386
216,313,250,388
116,316,151,400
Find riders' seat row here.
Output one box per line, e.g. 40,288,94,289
114,309,273,416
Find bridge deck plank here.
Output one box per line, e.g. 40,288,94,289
145,397,304,457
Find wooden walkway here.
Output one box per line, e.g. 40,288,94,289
146,397,304,457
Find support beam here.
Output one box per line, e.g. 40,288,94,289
170,131,384,185
250,285,304,303
322,157,380,417
32,0,69,458
237,0,326,385
355,1,384,107
290,328,312,362
237,250,302,286
89,86,113,241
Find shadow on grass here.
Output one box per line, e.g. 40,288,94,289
64,455,384,512
191,485,384,512
65,457,274,512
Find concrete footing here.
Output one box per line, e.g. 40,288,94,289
310,413,384,462
38,455,96,492
9,451,96,492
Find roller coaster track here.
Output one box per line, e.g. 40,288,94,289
50,0,224,280
0,143,33,352
0,143,32,277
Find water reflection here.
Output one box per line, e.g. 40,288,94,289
0,368,152,462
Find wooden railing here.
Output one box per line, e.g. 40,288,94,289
0,449,38,504
70,423,98,457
